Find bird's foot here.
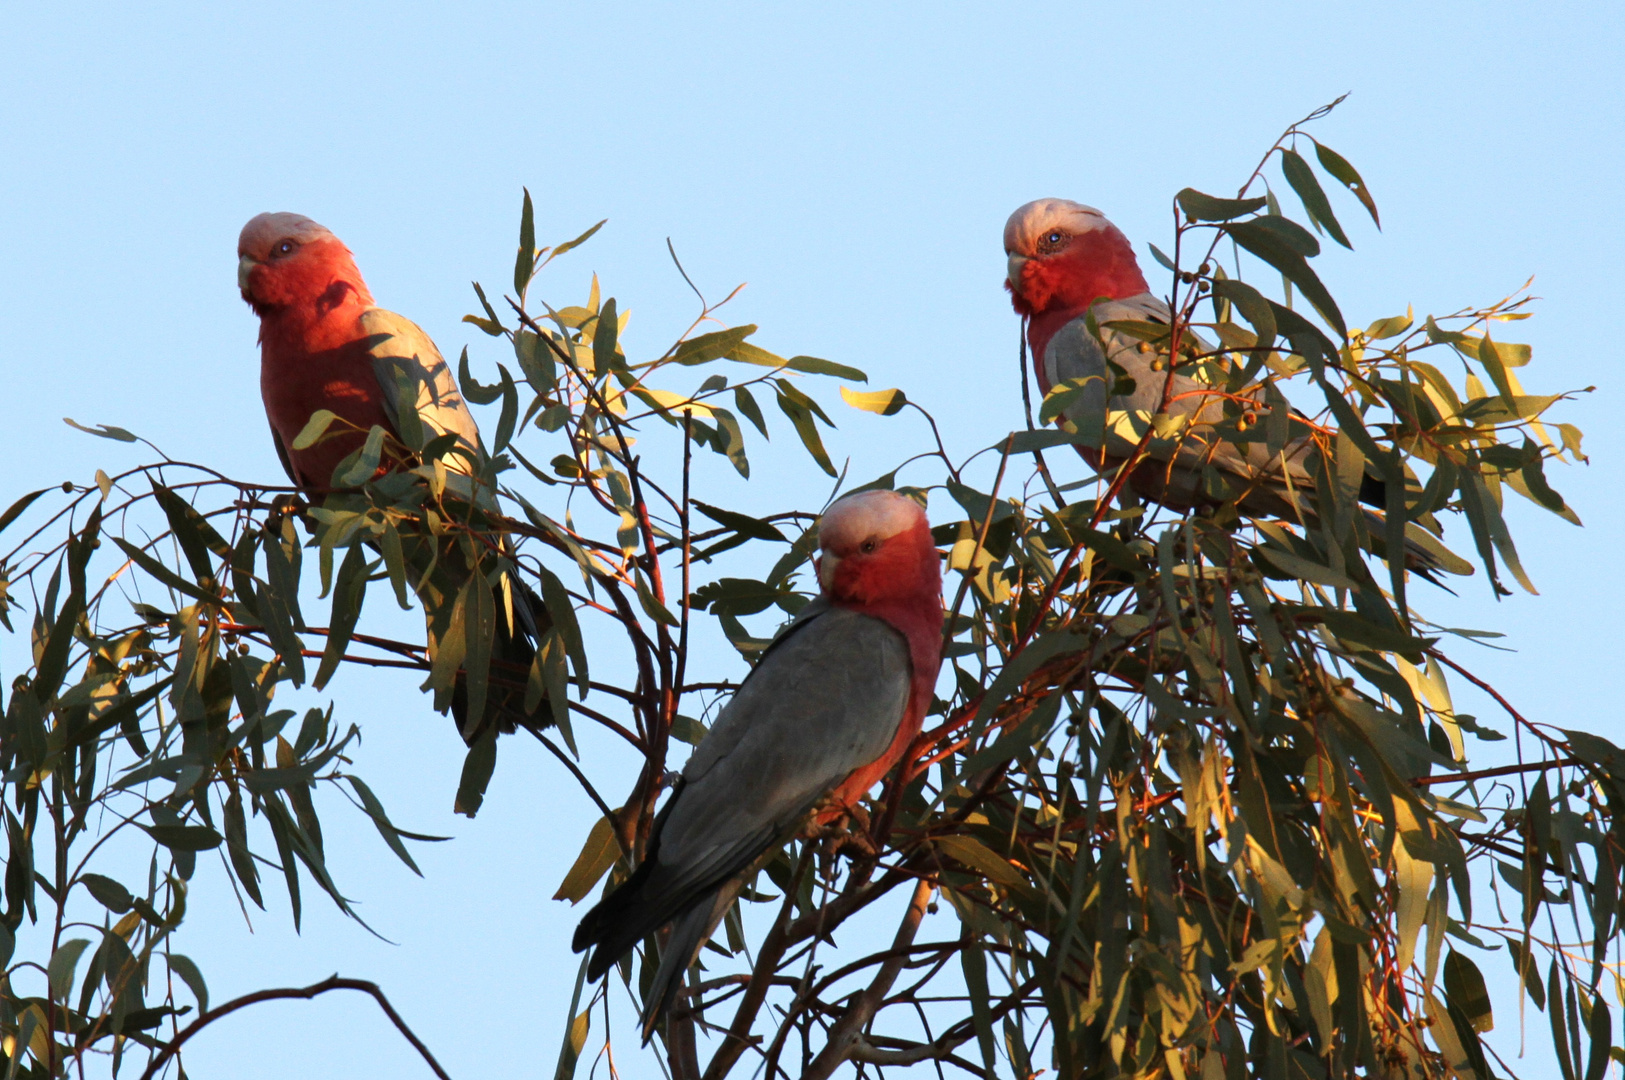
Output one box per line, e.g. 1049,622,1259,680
268,492,307,516
801,803,877,867
264,492,309,532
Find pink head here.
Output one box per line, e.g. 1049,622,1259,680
816,490,940,607
237,212,374,320
1003,198,1149,317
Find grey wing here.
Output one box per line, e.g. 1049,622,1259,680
1047,294,1318,510
573,602,911,980
1043,293,1204,457
1040,316,1109,445
659,605,911,890
678,596,836,776
268,425,300,486
359,308,484,477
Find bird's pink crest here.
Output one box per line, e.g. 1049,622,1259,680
238,212,335,260
1002,199,1110,256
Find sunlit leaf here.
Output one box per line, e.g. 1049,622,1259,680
64,418,139,442
839,386,907,416
554,815,623,904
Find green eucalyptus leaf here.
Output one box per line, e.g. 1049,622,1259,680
1281,147,1352,248
515,187,536,296
1176,188,1267,222
48,938,93,1002
1312,139,1381,226
79,873,133,913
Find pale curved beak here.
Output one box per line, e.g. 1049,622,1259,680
1006,253,1029,293
237,254,258,296
817,553,841,591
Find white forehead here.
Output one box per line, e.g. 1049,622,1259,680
820,490,924,547
238,212,335,256
1004,198,1108,254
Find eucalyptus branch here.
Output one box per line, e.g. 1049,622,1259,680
135,976,450,1080
803,877,935,1080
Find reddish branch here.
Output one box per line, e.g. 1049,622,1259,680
1412,758,1579,787
1431,651,1564,752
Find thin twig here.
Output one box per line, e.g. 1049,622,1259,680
1412,758,1579,788
676,411,693,703
136,975,450,1080
803,877,935,1080
531,730,616,824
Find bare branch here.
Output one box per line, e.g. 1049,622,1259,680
803,877,935,1080
136,975,450,1080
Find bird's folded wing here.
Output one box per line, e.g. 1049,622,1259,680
654,604,912,908
268,425,300,486
360,308,484,478
1047,295,1321,485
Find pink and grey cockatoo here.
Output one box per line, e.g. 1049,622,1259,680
238,212,548,741
573,489,944,1038
1004,198,1469,574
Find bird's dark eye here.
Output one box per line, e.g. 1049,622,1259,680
1037,229,1067,254
273,240,296,257
860,539,878,554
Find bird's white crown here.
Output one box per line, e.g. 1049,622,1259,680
820,490,925,550
238,212,336,259
1003,198,1109,255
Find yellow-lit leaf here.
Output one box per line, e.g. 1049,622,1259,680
1392,797,1435,972
553,815,623,904
840,386,907,416
934,834,1025,889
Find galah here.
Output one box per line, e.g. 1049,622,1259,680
238,212,546,740
1004,198,1468,574
573,489,943,1038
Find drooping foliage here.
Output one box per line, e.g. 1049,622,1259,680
0,101,1615,1080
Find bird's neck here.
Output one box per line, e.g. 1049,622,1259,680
251,240,376,355
1020,229,1150,390
828,524,944,702
258,289,372,358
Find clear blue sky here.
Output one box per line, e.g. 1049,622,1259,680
3,2,1621,1076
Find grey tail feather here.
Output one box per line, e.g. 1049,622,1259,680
451,573,550,743
1356,509,1473,582
1358,471,1387,509
639,883,742,1044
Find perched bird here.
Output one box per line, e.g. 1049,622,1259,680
238,212,546,742
573,489,943,1039
1004,198,1469,573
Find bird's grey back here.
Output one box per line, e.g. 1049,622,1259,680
1043,294,1324,504
571,601,914,991
661,604,912,878
360,308,486,494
